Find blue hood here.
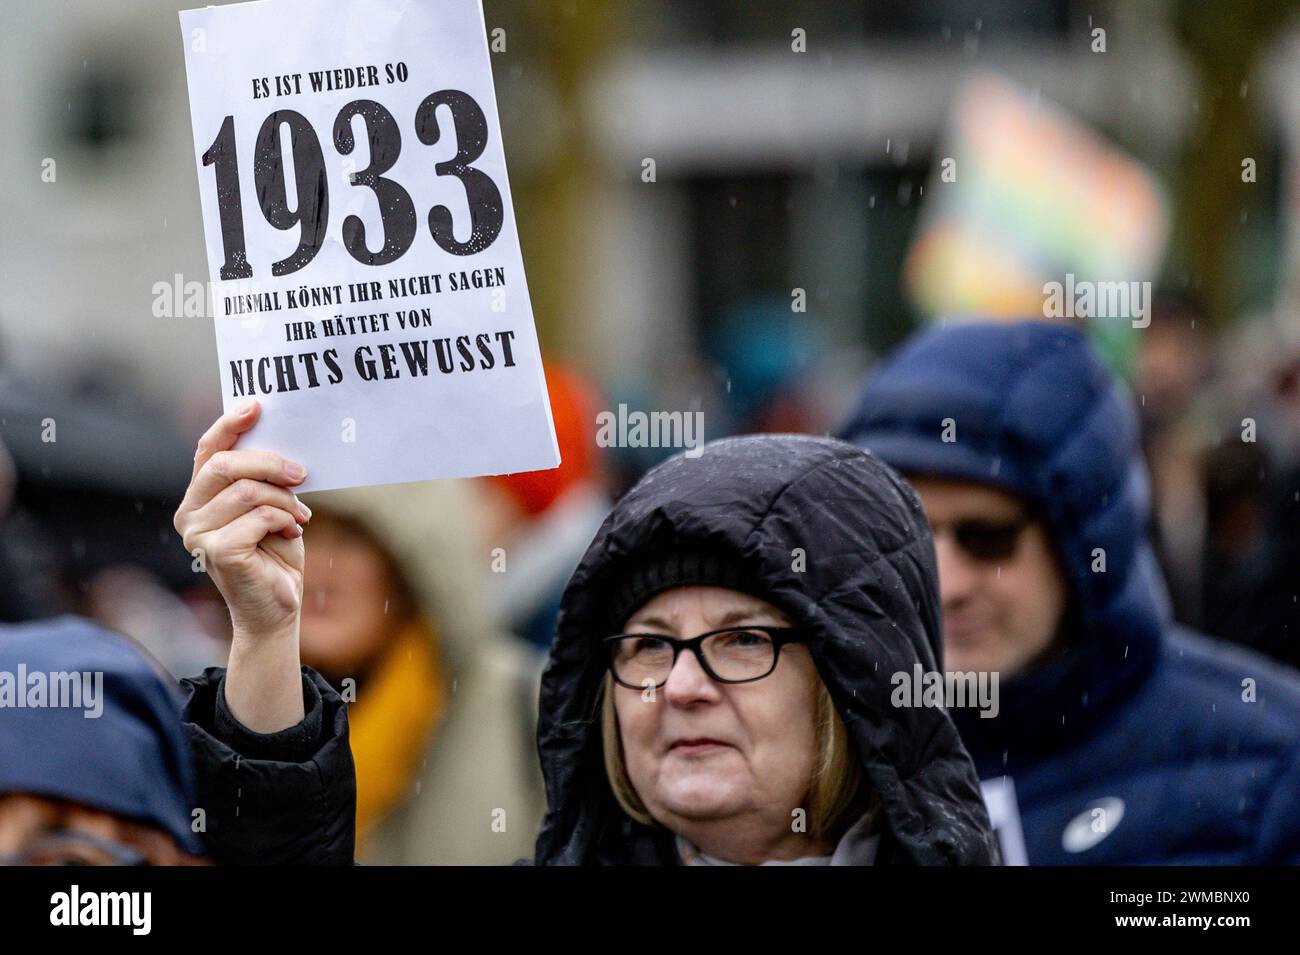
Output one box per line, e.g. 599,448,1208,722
0,616,199,853
840,322,1167,768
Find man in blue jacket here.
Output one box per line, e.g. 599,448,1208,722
841,321,1300,864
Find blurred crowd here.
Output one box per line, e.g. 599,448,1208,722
3,300,1296,671
1,301,1297,864
1135,302,1300,670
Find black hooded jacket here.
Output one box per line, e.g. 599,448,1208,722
532,434,998,865
184,434,997,865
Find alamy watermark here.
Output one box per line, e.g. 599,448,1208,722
50,886,150,935
1042,273,1151,328
0,667,103,718
596,404,704,458
890,664,999,719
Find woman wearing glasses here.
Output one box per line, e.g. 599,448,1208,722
175,405,998,865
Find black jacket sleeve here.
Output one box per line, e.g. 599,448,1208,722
180,666,356,865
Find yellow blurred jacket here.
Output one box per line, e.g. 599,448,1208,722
304,481,546,865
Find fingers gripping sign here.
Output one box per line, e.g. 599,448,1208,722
175,399,311,636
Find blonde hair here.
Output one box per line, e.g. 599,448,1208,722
600,673,875,843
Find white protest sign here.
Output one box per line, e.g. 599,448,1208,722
179,0,558,492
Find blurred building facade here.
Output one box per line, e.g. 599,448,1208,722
2,1,1295,417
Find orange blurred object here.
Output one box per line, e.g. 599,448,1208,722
488,362,604,516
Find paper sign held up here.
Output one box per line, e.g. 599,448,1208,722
179,0,559,492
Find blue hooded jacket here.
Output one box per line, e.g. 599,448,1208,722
0,616,199,854
840,321,1300,864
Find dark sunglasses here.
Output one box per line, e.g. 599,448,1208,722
937,514,1034,562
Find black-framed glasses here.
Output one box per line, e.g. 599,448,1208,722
939,514,1034,562
604,626,804,690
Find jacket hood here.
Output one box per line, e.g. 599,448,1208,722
300,480,498,677
839,321,1166,768
533,434,998,865
302,481,549,865
0,616,199,853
